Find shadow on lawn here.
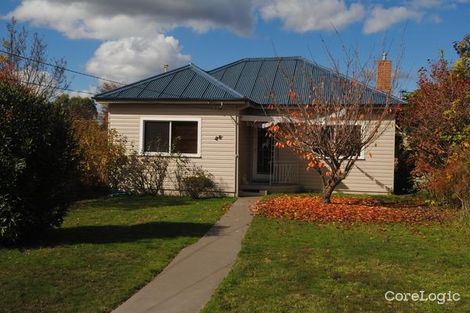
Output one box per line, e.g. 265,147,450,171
26,222,226,247
75,195,192,211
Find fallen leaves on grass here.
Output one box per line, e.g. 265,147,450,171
252,196,452,224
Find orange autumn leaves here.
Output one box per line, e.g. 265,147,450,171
252,196,452,224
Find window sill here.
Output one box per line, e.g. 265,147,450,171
141,152,201,158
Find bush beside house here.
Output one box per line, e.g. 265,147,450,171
0,81,77,243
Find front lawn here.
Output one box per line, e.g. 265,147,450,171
203,198,469,313
0,195,233,313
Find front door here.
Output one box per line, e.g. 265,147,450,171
252,127,273,181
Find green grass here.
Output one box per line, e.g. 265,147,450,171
0,195,234,313
203,216,469,313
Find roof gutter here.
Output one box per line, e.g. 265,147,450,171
93,98,252,105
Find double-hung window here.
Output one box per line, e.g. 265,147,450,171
141,117,201,156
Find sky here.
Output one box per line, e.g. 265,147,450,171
0,0,468,96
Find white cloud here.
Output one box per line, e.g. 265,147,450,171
65,85,98,98
9,0,256,39
259,0,365,32
363,6,421,34
86,36,191,83
8,0,257,83
6,0,469,85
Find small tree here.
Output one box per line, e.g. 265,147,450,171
268,54,399,203
54,94,97,120
1,18,68,100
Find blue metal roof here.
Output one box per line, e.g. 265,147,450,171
94,63,244,101
208,57,400,105
94,56,402,105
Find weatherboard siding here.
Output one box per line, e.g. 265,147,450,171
108,102,239,194
108,102,396,195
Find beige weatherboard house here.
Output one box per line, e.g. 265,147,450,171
94,57,400,196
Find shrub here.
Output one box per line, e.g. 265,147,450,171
72,119,127,191
109,151,169,195
173,155,191,196
427,142,470,219
0,81,77,243
182,169,217,199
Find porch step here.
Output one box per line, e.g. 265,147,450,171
239,183,302,196
238,190,268,197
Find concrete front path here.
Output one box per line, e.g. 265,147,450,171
112,196,260,313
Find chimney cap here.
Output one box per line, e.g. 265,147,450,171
382,52,388,61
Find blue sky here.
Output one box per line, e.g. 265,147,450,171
0,0,468,96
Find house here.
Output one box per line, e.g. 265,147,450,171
94,56,400,196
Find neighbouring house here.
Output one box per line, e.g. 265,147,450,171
94,56,401,196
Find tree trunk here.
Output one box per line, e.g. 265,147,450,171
322,185,334,204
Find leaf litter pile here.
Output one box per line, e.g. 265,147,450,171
252,196,453,224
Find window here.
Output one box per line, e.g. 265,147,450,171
345,125,362,157
144,121,169,152
320,125,363,157
171,121,198,153
142,118,200,155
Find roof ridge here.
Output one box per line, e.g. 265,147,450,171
208,58,246,74
208,56,305,74
189,63,245,98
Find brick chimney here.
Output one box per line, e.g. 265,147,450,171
376,52,391,94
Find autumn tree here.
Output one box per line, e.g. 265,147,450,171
70,118,127,190
403,35,470,182
53,91,126,191
269,53,400,203
403,35,469,211
0,18,68,100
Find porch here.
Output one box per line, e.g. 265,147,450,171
238,119,302,196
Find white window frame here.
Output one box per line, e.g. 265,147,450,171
139,116,202,157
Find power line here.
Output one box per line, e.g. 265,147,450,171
0,49,126,86
0,49,189,99
4,77,96,96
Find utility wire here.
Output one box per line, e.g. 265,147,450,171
0,49,126,86
4,77,96,95
0,49,210,99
